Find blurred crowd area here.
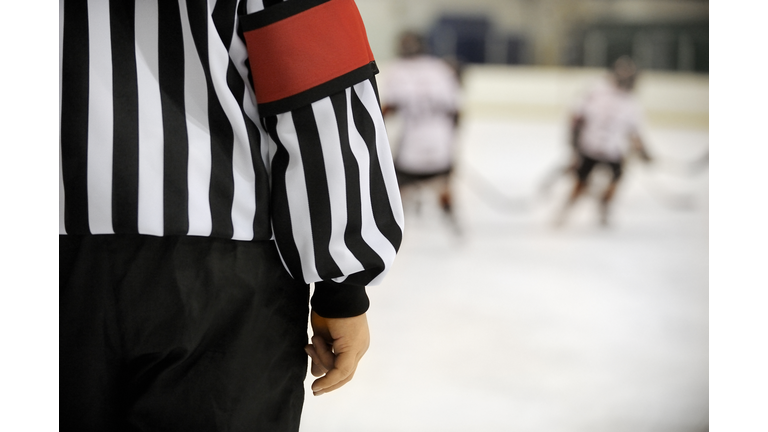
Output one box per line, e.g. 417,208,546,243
357,0,708,73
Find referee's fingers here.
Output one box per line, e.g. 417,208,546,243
304,343,332,377
310,351,359,396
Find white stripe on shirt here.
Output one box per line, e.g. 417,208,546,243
179,0,213,236
205,11,257,240
347,84,400,286
276,111,319,281
59,0,66,235
135,0,165,236
355,79,405,235
312,97,366,277
86,0,115,234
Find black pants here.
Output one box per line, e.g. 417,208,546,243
395,167,452,188
60,235,310,432
575,153,624,183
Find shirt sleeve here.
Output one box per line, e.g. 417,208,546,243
241,0,404,318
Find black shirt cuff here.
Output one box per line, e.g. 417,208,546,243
311,281,369,318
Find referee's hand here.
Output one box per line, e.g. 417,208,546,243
305,311,370,396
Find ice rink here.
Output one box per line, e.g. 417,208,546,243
299,72,709,432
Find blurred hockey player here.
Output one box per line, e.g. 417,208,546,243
381,31,462,230
556,56,652,226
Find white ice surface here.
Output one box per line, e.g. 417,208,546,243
300,116,709,432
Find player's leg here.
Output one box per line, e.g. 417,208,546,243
555,154,595,226
599,160,624,226
436,172,454,215
396,170,424,215
436,172,462,235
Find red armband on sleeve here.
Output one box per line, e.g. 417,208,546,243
240,0,378,117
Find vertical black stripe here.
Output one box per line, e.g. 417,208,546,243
263,0,284,8
292,105,343,280
225,52,246,102
369,75,382,106
265,116,304,282
187,1,235,238
225,51,271,239
221,15,271,239
350,86,403,250
247,116,271,240
212,0,238,50
110,0,140,233
329,91,385,279
158,0,189,235
61,0,91,234
226,48,270,240
235,0,255,89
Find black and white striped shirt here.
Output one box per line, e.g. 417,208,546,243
59,0,404,294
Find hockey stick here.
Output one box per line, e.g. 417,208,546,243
455,164,531,213
635,159,705,211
